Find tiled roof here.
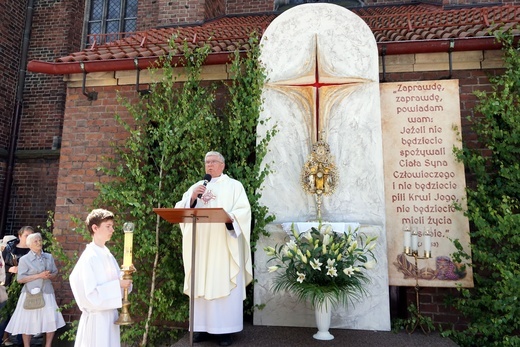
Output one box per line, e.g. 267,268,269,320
27,4,520,74
360,4,519,42
59,14,278,63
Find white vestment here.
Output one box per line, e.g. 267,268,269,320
69,242,123,347
175,174,252,333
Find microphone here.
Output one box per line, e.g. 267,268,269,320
197,174,212,198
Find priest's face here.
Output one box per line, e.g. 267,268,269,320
205,155,225,178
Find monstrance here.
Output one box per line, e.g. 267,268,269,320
300,135,338,220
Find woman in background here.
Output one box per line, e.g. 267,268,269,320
5,233,65,347
0,235,16,345
2,227,34,288
1,226,34,346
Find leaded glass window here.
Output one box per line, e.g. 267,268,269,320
85,0,137,47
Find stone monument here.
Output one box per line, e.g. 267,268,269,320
254,4,390,331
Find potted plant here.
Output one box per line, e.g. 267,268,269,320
264,222,378,340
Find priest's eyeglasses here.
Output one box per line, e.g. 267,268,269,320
205,160,222,165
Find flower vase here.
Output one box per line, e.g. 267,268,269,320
313,298,334,340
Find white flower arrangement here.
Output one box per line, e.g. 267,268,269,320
264,222,378,308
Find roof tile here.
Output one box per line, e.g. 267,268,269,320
30,4,519,73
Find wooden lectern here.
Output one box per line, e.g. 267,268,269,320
153,208,232,347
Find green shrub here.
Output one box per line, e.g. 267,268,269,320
90,34,275,346
446,28,520,347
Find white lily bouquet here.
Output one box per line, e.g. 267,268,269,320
264,222,378,309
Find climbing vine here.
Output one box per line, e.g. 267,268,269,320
446,28,520,347
91,34,275,346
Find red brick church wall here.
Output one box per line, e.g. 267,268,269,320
139,0,274,30
0,0,26,213
227,0,274,14
0,1,25,147
51,85,139,320
0,0,26,203
1,0,84,233
364,0,519,6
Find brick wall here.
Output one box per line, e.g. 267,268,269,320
442,0,513,7
0,0,24,233
51,84,140,320
227,0,273,14
53,85,140,236
0,0,25,148
399,287,469,330
137,0,159,31
21,0,84,147
275,0,520,8
140,0,273,29
5,157,60,229
0,162,5,212
137,0,226,30
391,286,468,330
2,0,84,235
363,0,410,5
157,0,206,27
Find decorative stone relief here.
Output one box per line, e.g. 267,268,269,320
255,3,390,331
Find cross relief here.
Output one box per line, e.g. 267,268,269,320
265,34,372,142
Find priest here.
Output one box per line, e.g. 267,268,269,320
175,151,252,347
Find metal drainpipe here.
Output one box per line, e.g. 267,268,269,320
0,0,35,236
380,45,387,83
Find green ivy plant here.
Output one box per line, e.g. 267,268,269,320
223,38,277,316
391,304,435,335
88,34,275,346
446,28,520,347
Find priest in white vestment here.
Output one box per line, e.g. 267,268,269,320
175,151,252,346
69,209,132,347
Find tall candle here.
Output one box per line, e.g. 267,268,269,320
403,224,411,253
424,227,432,258
411,227,419,254
123,222,135,269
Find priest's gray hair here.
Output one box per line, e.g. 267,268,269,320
205,151,225,164
26,232,42,247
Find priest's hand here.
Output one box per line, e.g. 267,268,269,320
193,184,207,199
